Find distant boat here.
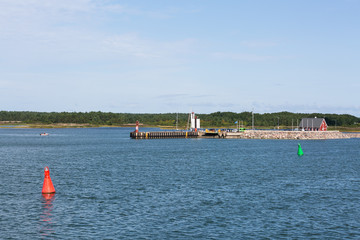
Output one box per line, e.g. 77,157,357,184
40,133,49,136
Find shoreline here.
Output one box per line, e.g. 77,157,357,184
0,123,135,129
1,123,360,134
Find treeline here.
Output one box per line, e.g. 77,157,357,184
198,111,359,128
0,111,359,128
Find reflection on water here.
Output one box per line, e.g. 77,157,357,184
40,194,55,237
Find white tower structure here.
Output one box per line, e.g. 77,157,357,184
190,112,200,131
190,112,195,129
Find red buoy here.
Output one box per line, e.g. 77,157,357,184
42,166,55,194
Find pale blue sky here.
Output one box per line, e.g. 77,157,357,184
1,0,359,116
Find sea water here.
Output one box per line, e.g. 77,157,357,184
0,128,359,239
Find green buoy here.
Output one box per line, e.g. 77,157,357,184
297,143,304,156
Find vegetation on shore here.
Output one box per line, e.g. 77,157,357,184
0,111,359,130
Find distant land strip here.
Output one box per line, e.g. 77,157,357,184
0,111,359,131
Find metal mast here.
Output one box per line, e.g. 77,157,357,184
252,111,254,130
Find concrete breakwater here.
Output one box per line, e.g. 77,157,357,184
130,130,357,140
224,130,352,140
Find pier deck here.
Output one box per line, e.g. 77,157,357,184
130,131,199,139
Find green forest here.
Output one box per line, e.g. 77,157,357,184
0,111,359,129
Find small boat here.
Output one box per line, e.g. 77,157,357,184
40,133,49,136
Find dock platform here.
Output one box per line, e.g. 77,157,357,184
130,131,199,139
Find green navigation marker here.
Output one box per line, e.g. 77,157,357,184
297,143,304,156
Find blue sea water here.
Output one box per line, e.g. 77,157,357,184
0,127,359,239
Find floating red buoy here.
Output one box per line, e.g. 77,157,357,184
42,166,55,194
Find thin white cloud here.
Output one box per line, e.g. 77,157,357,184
0,80,15,88
0,0,174,27
156,94,191,99
0,0,94,23
240,40,278,48
212,52,275,62
103,33,162,59
103,33,197,59
0,1,198,66
100,2,177,19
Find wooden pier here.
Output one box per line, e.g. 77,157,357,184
130,131,199,139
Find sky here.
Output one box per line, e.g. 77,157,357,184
0,0,359,116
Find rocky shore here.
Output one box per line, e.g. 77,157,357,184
223,130,357,140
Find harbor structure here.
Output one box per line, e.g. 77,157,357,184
299,117,327,131
190,112,200,131
130,114,360,139
130,129,356,140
